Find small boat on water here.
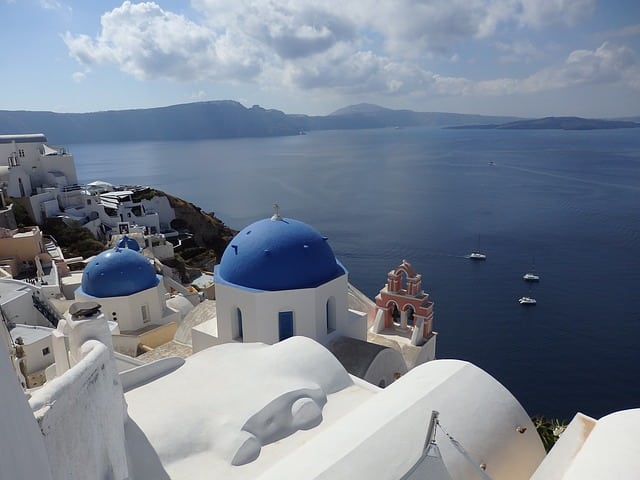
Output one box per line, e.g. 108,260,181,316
523,256,540,282
519,296,537,305
469,235,486,260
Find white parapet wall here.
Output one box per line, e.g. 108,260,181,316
28,316,130,480
0,337,53,480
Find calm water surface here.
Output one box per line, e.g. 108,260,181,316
70,127,640,419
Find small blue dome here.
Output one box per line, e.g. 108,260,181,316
117,235,140,251
80,248,159,298
217,217,345,291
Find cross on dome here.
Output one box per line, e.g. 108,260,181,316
271,203,282,221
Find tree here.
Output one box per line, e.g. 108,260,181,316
42,218,105,259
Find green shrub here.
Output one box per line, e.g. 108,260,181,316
42,218,106,259
532,416,568,452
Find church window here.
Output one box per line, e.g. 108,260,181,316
141,305,150,323
278,311,294,341
42,347,50,356
234,308,243,340
326,297,336,334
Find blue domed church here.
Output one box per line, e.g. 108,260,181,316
200,207,368,348
75,247,182,333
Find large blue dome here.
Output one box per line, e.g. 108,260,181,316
216,217,345,291
80,248,160,298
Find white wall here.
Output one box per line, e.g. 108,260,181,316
0,283,54,327
120,205,160,233
29,317,129,480
41,154,78,186
42,198,61,217
75,283,177,333
215,282,258,342
363,348,408,388
215,274,354,346
341,309,368,341
142,195,175,229
0,336,53,480
7,166,33,198
413,334,437,367
29,191,56,224
20,328,54,374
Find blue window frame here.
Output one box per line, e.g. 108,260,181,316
278,311,294,341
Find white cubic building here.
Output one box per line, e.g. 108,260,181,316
202,210,367,347
193,209,421,387
74,247,181,333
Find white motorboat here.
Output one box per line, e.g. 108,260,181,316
523,272,540,282
519,296,537,305
469,235,486,260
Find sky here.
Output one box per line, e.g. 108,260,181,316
1,0,639,117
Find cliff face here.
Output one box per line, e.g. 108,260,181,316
160,191,236,267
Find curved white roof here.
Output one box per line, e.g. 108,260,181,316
124,339,545,479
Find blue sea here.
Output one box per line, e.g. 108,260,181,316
69,127,640,420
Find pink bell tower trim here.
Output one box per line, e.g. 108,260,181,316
375,260,434,342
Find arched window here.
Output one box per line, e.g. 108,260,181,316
391,302,400,325
406,305,415,326
233,307,243,340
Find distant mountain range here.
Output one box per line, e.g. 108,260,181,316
0,101,637,144
447,116,640,131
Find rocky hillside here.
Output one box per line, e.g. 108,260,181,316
39,190,236,276
150,190,237,272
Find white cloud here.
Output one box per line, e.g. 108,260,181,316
39,0,73,18
603,23,640,39
524,42,638,91
518,0,595,28
40,0,71,13
64,0,635,105
493,40,543,63
475,42,640,95
190,90,208,100
63,1,258,82
236,3,356,59
71,71,87,83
